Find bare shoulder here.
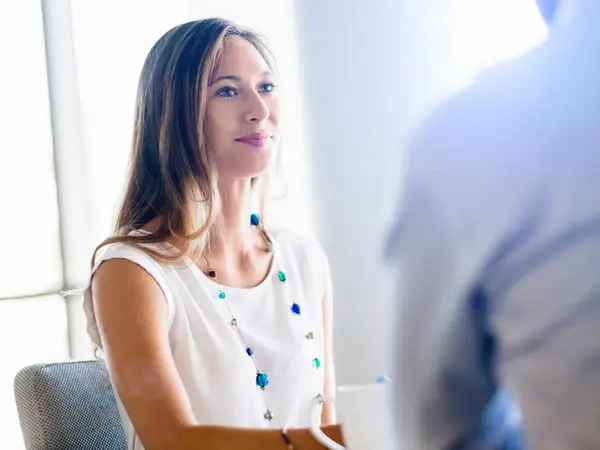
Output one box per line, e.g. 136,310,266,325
91,257,171,354
93,257,165,303
90,238,174,319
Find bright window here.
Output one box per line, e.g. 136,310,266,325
0,1,63,298
0,1,69,449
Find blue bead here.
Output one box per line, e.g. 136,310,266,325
246,347,253,356
218,291,226,300
291,303,301,315
256,372,269,388
250,213,260,226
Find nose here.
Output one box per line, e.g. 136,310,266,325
244,91,269,124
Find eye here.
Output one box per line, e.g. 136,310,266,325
258,82,277,94
216,86,237,97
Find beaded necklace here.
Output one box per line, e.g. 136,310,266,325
203,213,322,425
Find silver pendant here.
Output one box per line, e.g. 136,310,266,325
264,409,274,422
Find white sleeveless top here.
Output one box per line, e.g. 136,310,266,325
83,229,328,450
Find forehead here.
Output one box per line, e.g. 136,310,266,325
214,36,271,76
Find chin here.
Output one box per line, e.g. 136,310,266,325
229,160,273,180
243,148,275,173
218,143,276,178
248,163,273,178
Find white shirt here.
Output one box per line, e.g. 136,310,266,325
84,229,328,450
387,1,600,449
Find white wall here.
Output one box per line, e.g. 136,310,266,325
294,0,546,385
294,0,484,385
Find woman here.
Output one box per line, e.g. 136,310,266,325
83,18,341,450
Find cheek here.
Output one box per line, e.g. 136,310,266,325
266,96,280,126
205,104,234,146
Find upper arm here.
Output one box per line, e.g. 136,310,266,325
310,239,336,424
92,258,196,449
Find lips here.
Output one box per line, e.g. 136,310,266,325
235,132,273,147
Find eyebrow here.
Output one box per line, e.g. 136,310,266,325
210,71,273,86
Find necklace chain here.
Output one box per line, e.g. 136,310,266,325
203,224,321,426
203,228,276,424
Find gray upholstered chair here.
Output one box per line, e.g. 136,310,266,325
13,360,127,450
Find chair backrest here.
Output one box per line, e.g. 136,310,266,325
14,360,127,450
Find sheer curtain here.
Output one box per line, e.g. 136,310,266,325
0,3,69,449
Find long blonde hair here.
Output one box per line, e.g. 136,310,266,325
91,18,276,267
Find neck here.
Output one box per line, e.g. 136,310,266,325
209,178,257,260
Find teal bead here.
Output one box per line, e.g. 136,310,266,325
312,358,321,369
250,213,260,226
256,372,269,389
278,271,287,282
218,291,226,299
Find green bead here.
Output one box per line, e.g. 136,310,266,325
218,291,226,299
312,358,321,369
278,271,287,282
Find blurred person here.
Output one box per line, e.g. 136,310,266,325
386,0,600,449
81,18,341,450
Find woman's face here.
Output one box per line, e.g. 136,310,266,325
205,36,280,179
